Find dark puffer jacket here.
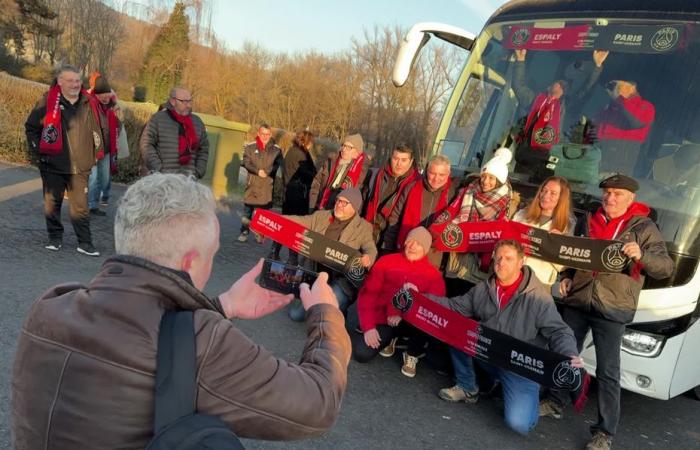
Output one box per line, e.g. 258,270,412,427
563,212,674,324
12,256,351,449
139,104,209,178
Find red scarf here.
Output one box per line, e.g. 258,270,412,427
589,202,650,279
496,272,523,310
519,93,561,151
364,165,419,223
40,87,100,155
167,108,199,166
255,136,266,151
397,178,451,249
95,101,120,174
319,152,366,209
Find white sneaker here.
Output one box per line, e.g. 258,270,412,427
237,232,249,242
401,352,419,378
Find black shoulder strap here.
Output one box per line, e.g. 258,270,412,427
154,310,196,433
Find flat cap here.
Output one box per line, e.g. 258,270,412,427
599,173,639,192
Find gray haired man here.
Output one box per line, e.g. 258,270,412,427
12,173,351,447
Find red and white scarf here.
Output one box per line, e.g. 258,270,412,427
40,86,100,155
396,178,452,248
519,93,561,151
452,179,511,224
319,152,366,209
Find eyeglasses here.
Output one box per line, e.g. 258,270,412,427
173,97,193,104
335,199,350,207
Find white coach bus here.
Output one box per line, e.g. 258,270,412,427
393,0,700,400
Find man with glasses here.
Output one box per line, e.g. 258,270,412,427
310,134,368,211
140,86,210,179
238,123,282,243
284,187,377,321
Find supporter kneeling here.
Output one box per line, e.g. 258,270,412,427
426,239,582,435
352,226,445,377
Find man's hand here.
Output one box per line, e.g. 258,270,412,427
387,315,402,327
515,48,527,62
559,278,573,297
218,259,293,319
570,356,584,369
300,271,338,310
364,328,381,349
593,50,609,67
360,254,372,267
258,169,267,178
622,242,642,261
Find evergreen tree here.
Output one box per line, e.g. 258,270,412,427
135,2,190,103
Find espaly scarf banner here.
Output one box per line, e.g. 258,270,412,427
393,288,590,411
250,209,366,287
429,219,629,273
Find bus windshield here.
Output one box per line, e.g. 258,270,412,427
440,19,700,257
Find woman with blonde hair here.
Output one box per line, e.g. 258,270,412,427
512,175,575,287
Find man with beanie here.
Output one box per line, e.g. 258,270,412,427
352,226,446,378
87,74,120,216
285,187,377,321
540,174,672,450
362,143,420,250
384,154,459,268
421,239,582,436
238,124,282,243
140,86,210,179
25,64,104,256
310,134,369,211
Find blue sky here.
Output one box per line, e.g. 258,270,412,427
212,0,506,54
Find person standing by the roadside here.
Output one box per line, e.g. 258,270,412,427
25,64,103,257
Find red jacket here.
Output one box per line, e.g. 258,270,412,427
597,94,655,142
357,253,446,331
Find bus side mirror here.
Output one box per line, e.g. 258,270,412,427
392,22,476,87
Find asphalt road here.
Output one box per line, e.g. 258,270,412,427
0,162,698,449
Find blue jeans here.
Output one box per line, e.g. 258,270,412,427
450,348,540,435
288,280,351,322
88,157,111,209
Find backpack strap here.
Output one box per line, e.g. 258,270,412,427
154,310,197,433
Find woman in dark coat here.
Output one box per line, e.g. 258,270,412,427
269,130,317,263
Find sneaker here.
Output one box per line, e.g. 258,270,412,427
45,239,62,251
585,431,613,450
90,208,107,216
438,384,479,403
254,232,264,244
539,399,563,420
379,337,398,358
237,231,249,242
401,352,419,378
100,198,109,207
77,243,100,257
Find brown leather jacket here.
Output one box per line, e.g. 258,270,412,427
11,256,351,449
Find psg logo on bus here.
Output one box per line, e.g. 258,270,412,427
511,27,530,47
534,125,556,145
392,288,413,313
441,223,464,249
552,360,583,390
651,26,680,52
41,125,59,144
346,256,366,283
601,242,628,272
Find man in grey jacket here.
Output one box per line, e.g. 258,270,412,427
540,174,673,450
12,173,350,448
421,239,582,436
140,87,209,179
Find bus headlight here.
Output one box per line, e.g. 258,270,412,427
621,330,665,357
